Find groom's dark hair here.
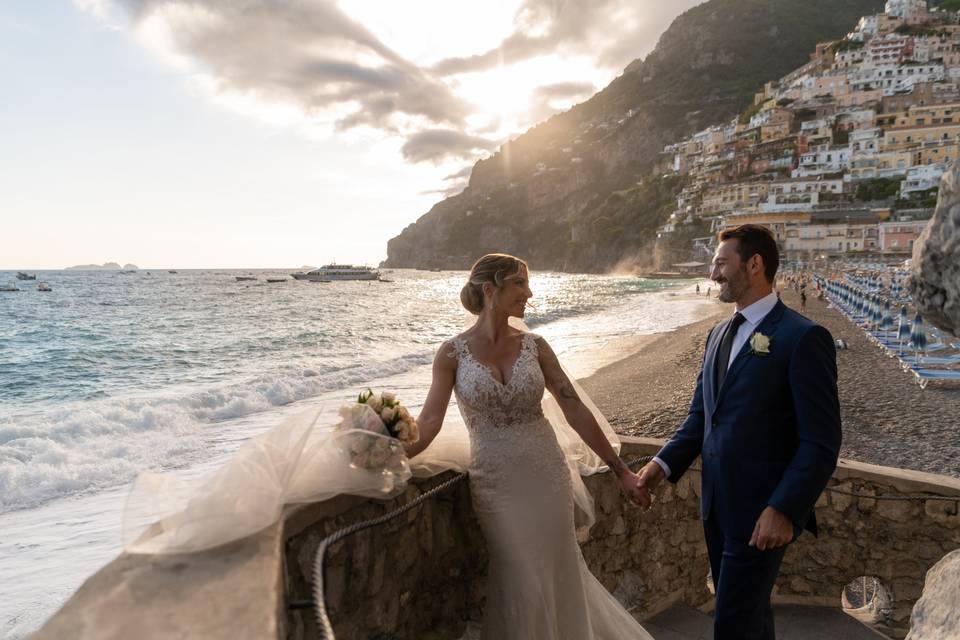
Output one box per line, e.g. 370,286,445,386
718,224,779,283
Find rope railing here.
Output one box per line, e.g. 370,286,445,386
293,454,959,639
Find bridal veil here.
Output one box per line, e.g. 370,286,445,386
123,317,620,553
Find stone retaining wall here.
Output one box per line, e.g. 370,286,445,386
32,437,960,639
776,459,960,637
283,438,710,640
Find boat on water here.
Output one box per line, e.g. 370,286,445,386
168,270,178,274
236,276,257,282
16,272,36,280
37,282,52,292
1,281,21,292
266,278,286,283
304,264,380,282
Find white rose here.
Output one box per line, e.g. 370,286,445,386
395,421,410,442
365,414,385,433
750,333,771,355
398,405,411,421
382,392,397,404
366,393,384,413
381,406,397,423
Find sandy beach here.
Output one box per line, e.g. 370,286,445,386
581,286,960,480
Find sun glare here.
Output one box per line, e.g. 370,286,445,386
456,56,603,136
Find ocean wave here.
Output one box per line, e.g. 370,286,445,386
0,350,434,512
0,272,709,513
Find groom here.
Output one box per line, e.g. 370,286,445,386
637,224,841,639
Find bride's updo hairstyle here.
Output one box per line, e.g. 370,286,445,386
460,253,528,315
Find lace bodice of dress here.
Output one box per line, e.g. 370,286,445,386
449,332,546,434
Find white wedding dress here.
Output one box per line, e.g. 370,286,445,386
450,333,654,640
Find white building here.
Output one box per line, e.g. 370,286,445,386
900,163,947,195
885,0,929,23
851,15,878,40
793,146,852,177
850,64,945,95
768,177,845,195
760,191,821,212
849,127,882,153
836,47,868,69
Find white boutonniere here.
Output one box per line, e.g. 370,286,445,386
749,332,771,356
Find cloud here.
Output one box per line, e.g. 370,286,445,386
527,81,595,123
75,0,700,170
100,0,471,134
401,129,498,164
443,166,474,181
432,0,703,76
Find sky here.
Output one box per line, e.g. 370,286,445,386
0,0,702,269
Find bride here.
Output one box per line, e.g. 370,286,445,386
406,253,655,640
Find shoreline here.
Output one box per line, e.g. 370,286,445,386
581,287,960,479
579,299,725,435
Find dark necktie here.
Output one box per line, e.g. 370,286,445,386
715,312,746,393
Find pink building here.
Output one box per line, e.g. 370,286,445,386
878,219,928,253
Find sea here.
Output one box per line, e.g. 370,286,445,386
0,268,715,638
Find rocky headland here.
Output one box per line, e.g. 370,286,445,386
383,0,886,273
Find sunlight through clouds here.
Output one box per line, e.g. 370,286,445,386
74,0,700,171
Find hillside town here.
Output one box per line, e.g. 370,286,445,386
660,0,958,263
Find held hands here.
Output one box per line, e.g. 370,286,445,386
749,506,794,550
633,460,666,511
617,469,651,509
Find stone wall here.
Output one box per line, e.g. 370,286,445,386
32,436,960,639
283,438,710,640
775,459,960,637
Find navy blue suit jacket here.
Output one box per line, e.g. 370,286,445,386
658,300,842,541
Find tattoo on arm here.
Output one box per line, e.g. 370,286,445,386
557,381,578,400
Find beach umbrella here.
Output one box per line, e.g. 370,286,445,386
910,313,927,360
897,306,910,341
880,300,893,335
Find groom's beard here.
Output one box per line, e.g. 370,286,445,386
717,267,748,303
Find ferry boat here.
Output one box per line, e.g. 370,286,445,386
37,282,52,292
16,272,36,280
304,264,380,282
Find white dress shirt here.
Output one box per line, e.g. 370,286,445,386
652,291,778,479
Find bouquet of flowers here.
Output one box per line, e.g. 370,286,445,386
336,389,420,469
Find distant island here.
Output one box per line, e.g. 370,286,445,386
65,263,139,271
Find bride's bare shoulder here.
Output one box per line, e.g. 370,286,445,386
437,335,466,364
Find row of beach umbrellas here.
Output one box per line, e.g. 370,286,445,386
819,276,927,355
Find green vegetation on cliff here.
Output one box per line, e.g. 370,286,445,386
385,0,886,272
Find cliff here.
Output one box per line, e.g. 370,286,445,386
384,0,885,272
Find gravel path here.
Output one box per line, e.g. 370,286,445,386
580,288,960,479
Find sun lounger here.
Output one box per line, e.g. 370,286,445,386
899,354,960,369
910,367,960,389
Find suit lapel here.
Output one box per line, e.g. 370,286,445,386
715,300,787,408
704,315,733,414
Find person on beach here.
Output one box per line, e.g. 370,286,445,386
407,253,654,640
636,224,842,640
